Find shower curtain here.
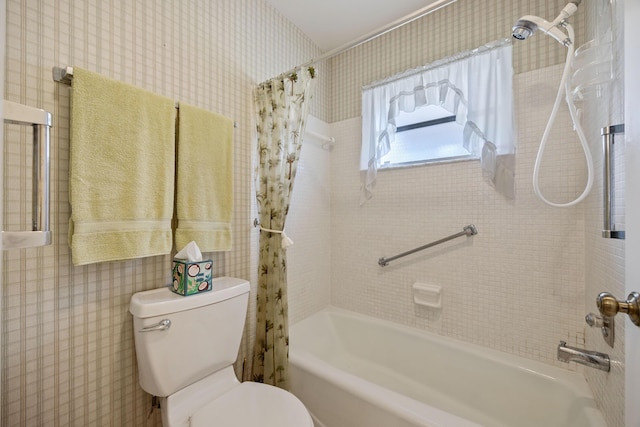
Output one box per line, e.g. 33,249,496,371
251,67,315,388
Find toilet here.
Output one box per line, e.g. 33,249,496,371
129,276,313,427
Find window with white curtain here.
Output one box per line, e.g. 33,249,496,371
379,105,472,167
360,39,515,204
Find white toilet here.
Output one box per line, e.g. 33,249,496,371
129,276,313,427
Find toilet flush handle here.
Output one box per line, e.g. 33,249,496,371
139,319,171,332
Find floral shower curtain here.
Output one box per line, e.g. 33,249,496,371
251,66,315,388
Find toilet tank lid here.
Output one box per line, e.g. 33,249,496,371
129,277,250,318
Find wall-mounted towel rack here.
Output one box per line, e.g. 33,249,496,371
306,129,335,149
2,100,52,249
52,66,73,85
602,124,624,239
378,224,477,267
52,66,238,127
306,130,334,143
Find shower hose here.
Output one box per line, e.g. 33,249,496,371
532,22,594,208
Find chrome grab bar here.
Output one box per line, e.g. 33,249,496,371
378,224,478,267
2,100,52,249
602,124,625,239
139,319,172,333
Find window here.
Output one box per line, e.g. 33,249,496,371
360,39,515,204
379,105,475,168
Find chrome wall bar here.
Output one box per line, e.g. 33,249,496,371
602,124,624,239
52,66,238,127
378,224,477,267
2,100,52,249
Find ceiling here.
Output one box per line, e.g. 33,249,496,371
263,0,451,52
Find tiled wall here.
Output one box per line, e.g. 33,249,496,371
325,0,589,361
290,1,620,426
582,1,626,427
328,64,588,368
2,1,328,426
287,115,333,324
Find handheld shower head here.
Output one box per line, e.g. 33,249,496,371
512,17,539,40
511,15,571,46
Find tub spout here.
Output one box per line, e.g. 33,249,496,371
557,341,610,372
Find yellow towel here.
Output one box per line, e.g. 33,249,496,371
69,68,176,265
175,103,233,252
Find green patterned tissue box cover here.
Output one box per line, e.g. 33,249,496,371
172,259,213,296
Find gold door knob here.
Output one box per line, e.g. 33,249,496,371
596,291,640,326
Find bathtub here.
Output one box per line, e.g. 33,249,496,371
289,307,607,427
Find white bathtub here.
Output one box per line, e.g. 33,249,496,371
289,307,607,427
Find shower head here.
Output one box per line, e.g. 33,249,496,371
512,15,571,46
512,16,542,41
512,2,579,46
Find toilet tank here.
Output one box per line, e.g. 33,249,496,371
129,277,250,397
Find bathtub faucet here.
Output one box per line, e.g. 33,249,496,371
557,341,610,372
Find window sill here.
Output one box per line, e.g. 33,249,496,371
379,155,479,171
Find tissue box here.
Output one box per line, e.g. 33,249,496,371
171,259,213,296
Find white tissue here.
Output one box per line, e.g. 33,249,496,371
175,241,203,262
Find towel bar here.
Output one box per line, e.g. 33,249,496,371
2,100,52,249
306,129,335,149
52,66,239,128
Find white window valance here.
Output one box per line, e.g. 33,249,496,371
360,39,515,204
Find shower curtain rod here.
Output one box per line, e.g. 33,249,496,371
362,38,511,91
265,0,458,81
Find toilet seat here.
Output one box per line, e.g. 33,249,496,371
190,381,313,427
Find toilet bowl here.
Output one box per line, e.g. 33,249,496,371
129,277,313,427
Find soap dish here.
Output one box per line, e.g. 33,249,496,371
412,282,442,308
